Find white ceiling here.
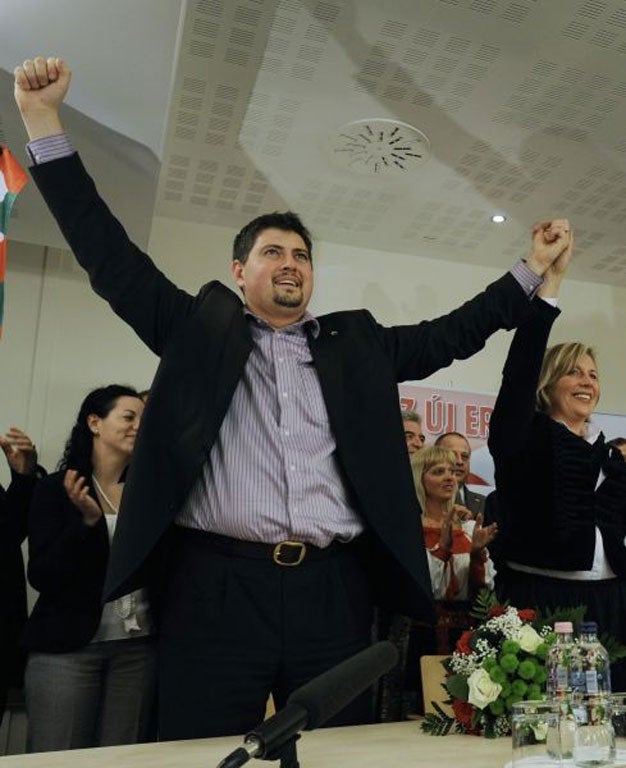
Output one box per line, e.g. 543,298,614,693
2,0,626,284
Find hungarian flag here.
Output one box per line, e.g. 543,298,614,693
0,146,28,337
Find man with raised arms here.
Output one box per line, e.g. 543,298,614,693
14,56,572,738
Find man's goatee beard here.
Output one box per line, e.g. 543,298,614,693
274,292,302,308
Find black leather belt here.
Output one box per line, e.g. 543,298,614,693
179,528,348,567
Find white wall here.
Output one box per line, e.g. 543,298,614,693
2,219,626,487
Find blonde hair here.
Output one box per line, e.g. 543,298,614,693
411,445,456,514
536,342,598,415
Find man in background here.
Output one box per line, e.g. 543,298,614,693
402,410,425,456
435,431,485,517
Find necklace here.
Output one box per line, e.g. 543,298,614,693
92,474,119,514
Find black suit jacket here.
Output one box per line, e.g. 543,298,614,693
488,298,626,573
24,471,109,652
456,486,486,517
31,153,533,621
0,470,38,697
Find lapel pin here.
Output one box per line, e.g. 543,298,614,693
330,330,339,336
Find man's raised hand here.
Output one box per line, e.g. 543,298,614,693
14,56,71,140
526,218,572,277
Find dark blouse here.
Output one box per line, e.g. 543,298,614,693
488,298,626,574
24,471,109,652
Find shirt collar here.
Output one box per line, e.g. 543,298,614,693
243,307,320,338
554,417,601,444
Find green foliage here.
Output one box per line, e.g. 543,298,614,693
517,659,537,680
490,666,507,684
540,604,587,629
445,673,469,701
500,653,519,674
511,679,528,697
469,587,502,622
502,639,521,655
599,632,626,665
421,703,455,736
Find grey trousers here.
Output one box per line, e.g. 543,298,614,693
24,637,156,753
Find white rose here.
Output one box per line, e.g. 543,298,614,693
515,624,543,653
467,668,502,710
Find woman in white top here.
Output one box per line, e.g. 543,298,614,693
24,385,155,752
412,446,497,604
375,447,497,718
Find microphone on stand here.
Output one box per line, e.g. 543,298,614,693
216,641,399,768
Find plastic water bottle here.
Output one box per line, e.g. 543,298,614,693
546,622,577,758
571,623,614,767
547,621,576,696
575,622,611,695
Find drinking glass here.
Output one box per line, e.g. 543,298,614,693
610,693,626,768
511,700,561,767
571,693,614,768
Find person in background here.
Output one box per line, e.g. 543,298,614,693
489,231,626,689
402,410,426,456
413,446,496,608
607,437,626,460
23,385,155,752
435,431,485,517
0,427,41,723
378,446,496,720
14,55,572,739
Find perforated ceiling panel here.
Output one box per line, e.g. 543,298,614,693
154,0,626,284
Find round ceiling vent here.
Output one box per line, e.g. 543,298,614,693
327,118,430,177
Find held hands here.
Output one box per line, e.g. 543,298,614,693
0,427,37,476
470,512,497,559
13,56,71,140
526,219,572,278
63,469,102,527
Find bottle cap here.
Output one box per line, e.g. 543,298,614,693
554,621,574,633
580,621,598,633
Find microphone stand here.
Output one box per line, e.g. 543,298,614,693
243,702,308,768
262,735,300,768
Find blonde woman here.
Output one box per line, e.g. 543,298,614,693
488,236,626,687
412,446,497,602
377,447,497,716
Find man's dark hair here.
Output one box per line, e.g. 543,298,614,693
232,212,313,265
435,431,470,447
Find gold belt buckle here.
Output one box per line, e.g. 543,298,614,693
273,540,307,566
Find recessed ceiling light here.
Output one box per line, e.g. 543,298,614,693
491,214,506,224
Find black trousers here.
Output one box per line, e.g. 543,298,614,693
157,528,374,739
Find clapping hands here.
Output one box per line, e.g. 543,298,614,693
0,427,37,476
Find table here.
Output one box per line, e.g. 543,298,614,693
0,721,511,767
